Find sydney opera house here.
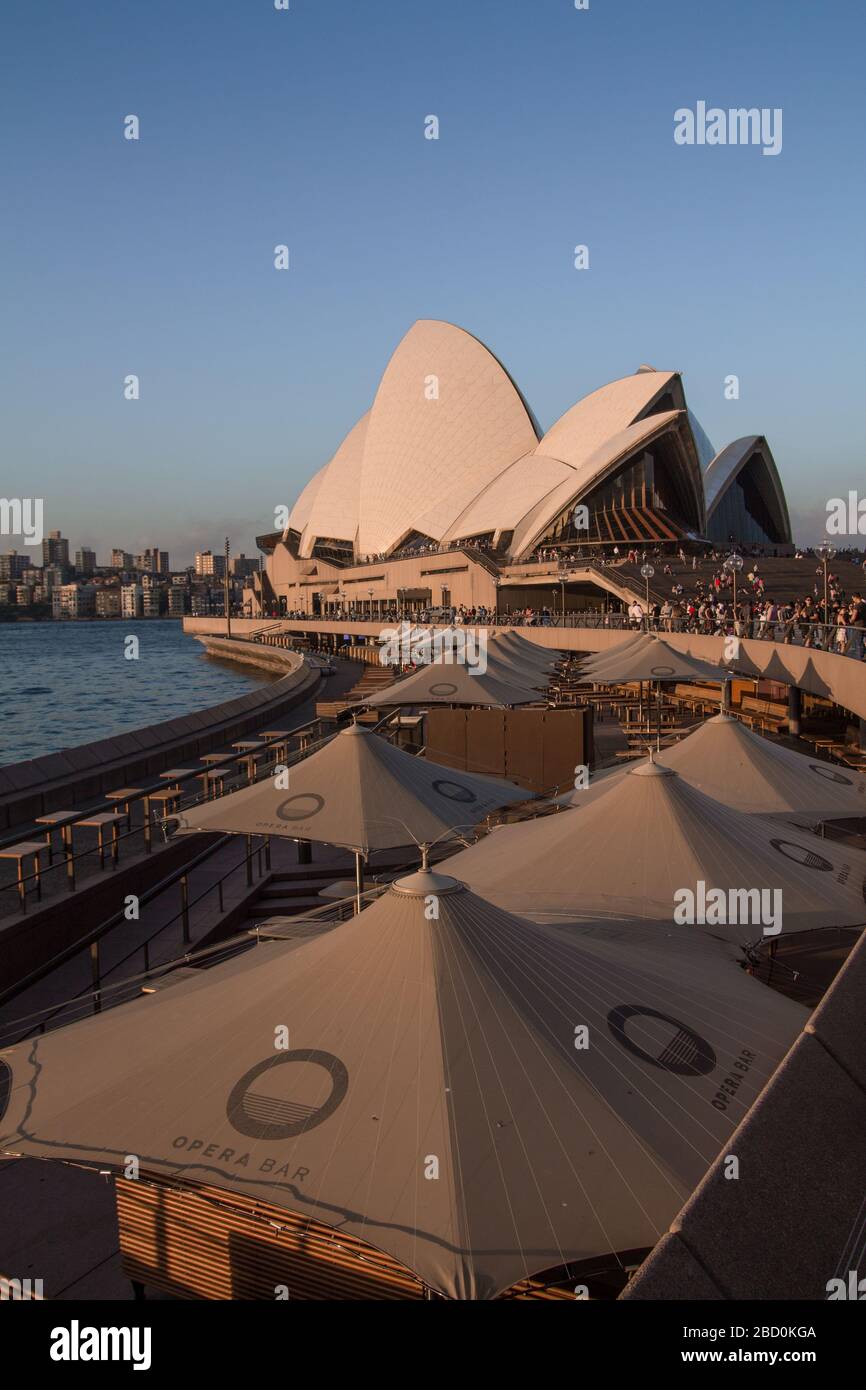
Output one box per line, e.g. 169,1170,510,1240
254,319,793,619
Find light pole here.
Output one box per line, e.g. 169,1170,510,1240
817,542,836,646
724,551,744,631
368,588,374,622
558,565,568,627
640,564,654,629
224,536,231,638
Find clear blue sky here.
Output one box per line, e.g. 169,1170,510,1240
2,0,864,563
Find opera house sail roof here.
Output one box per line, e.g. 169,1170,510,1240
275,319,792,574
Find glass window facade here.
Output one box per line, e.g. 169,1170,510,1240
706,455,787,546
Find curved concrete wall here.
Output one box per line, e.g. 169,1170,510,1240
206,617,866,724
0,647,319,830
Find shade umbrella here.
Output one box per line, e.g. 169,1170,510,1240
575,634,732,749
445,761,866,946
365,657,542,710
174,724,529,910
660,714,866,826
559,714,866,828
577,633,729,685
0,869,806,1300
491,631,561,671
574,631,659,675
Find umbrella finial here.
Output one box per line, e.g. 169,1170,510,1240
420,843,430,871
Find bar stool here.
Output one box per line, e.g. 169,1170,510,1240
76,812,126,870
105,787,144,834
0,841,44,913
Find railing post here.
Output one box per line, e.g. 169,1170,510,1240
180,874,190,943
90,940,101,1013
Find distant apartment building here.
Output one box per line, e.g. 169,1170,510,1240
110,549,134,571
52,583,96,619
75,546,97,575
96,588,122,618
190,586,224,616
121,583,143,618
42,530,70,571
17,586,34,606
140,576,163,617
167,586,188,617
41,564,65,590
0,551,31,581
195,549,226,579
231,553,259,579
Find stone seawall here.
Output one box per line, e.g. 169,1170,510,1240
0,646,320,830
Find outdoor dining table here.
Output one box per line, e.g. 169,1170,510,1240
34,809,80,890
0,840,44,912
159,768,197,791
232,740,267,784
75,811,126,871
147,787,184,822
197,767,229,800
259,730,293,763
104,787,145,834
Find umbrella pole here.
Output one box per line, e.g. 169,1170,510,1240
656,680,661,752
354,851,363,916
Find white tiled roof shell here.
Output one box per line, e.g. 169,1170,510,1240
286,462,327,536
355,321,540,555
440,453,576,543
510,412,684,557
298,411,369,557
534,371,678,468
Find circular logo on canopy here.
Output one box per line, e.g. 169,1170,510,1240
275,793,325,823
808,764,854,786
226,1051,349,1140
649,665,677,678
428,681,459,697
432,779,477,804
769,839,833,872
607,1006,717,1076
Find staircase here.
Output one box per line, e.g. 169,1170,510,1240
315,662,397,719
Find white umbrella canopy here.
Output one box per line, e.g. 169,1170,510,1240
491,631,561,671
558,714,866,827
173,724,529,855
0,870,806,1300
576,634,730,685
365,658,542,709
444,761,866,944
574,631,658,675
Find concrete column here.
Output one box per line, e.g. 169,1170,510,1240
787,686,802,737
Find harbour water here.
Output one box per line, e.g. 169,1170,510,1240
0,620,274,766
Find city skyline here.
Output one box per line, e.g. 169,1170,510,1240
3,0,865,558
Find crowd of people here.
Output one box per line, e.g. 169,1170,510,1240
258,544,866,661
